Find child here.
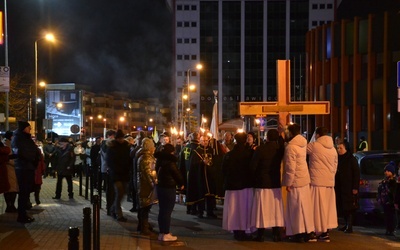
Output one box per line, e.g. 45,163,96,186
377,162,397,236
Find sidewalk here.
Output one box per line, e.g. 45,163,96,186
0,177,151,250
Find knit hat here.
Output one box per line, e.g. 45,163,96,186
162,143,175,155
17,121,30,130
384,161,396,175
4,131,13,140
234,132,247,144
115,129,125,139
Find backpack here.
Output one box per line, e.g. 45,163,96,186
377,180,389,206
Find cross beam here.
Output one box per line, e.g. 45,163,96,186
239,60,330,124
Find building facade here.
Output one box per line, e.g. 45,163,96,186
170,0,336,134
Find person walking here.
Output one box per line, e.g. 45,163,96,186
155,143,184,241
357,136,368,151
307,127,338,242
222,132,254,241
11,121,41,223
137,138,158,235
249,129,285,242
335,140,360,233
52,137,74,199
106,129,132,222
282,123,316,242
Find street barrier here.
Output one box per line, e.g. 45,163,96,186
82,207,91,250
93,195,101,250
68,227,79,250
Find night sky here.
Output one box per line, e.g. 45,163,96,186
1,0,173,102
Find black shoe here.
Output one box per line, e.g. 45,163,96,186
52,196,60,199
5,206,17,213
129,207,138,213
344,228,353,233
339,225,347,231
17,216,35,223
305,232,317,242
117,216,127,222
289,234,305,243
318,232,330,242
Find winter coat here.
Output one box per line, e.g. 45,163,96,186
155,151,184,189
3,139,18,192
222,143,253,190
0,142,11,194
307,135,338,187
335,151,360,212
106,139,132,182
249,139,284,189
137,149,157,208
56,144,74,176
11,129,40,171
282,134,310,188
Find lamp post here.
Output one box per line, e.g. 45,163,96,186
119,116,125,130
185,63,202,134
89,116,93,138
35,33,55,136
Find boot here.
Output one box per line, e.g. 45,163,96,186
34,191,41,205
140,218,151,235
253,228,265,242
344,214,353,233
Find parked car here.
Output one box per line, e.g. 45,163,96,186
353,150,400,214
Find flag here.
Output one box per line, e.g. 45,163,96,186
152,126,159,143
210,90,218,139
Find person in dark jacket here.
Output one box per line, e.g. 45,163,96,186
155,143,184,242
222,132,253,241
335,140,360,233
11,121,41,223
53,137,75,199
106,129,132,222
249,129,285,242
89,137,101,189
43,137,57,178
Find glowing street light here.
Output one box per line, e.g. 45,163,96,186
185,63,202,133
35,33,56,136
89,116,93,138
119,116,125,130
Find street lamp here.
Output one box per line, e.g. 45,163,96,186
185,63,202,133
35,33,55,136
89,116,93,138
119,116,125,130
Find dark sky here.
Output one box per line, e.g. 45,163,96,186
1,0,173,102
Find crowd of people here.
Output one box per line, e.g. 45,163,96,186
2,120,400,243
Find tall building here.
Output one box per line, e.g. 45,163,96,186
169,0,336,135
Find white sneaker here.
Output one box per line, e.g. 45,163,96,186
162,233,177,242
158,234,164,241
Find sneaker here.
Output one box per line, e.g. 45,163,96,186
318,232,330,242
161,233,177,242
306,232,317,242
158,233,164,241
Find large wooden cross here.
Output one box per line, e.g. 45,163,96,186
239,60,330,126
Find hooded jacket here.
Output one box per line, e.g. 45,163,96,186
307,135,338,187
282,134,310,188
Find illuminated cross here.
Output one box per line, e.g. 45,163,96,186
239,60,330,126
183,147,191,160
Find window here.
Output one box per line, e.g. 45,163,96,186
177,22,182,27
184,5,190,10
319,4,325,9
191,22,197,27
177,55,183,60
184,38,190,43
177,5,182,11
191,38,197,44
327,4,333,9
184,55,190,60
191,5,197,11
319,20,325,25
184,22,190,27
192,71,197,77
177,38,182,43
312,20,318,26
177,71,183,76
312,4,318,9
191,55,197,60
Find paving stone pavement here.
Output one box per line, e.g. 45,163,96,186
0,177,151,250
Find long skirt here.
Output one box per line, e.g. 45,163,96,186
251,188,284,228
310,185,338,233
284,185,315,236
222,188,253,231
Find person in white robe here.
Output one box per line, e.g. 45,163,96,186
307,127,338,242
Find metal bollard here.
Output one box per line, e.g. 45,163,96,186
79,168,83,196
82,207,91,250
85,172,89,200
93,195,100,250
90,169,94,203
68,227,79,250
